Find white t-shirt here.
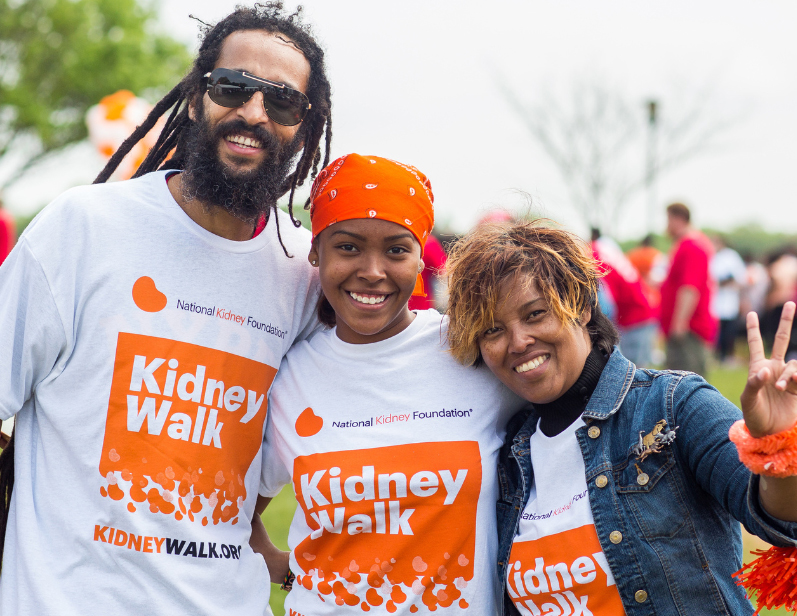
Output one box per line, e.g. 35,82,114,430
0,171,320,615
710,247,747,320
260,310,522,615
507,420,625,615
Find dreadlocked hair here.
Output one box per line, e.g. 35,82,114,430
93,2,333,256
446,220,618,366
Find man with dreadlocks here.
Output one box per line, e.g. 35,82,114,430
0,4,332,614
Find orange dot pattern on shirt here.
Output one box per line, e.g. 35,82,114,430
294,553,471,612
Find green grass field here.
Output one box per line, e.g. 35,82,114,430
261,362,790,615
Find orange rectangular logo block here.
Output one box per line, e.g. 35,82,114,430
99,332,276,526
292,441,481,611
508,524,624,615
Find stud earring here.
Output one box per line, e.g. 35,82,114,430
311,260,317,266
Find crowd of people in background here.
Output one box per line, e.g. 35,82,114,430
589,201,797,376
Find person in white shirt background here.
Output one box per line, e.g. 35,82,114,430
710,234,748,365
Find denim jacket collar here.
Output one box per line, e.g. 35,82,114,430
581,346,635,421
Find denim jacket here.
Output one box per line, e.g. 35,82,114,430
497,349,797,616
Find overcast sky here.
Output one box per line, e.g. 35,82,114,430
6,0,796,240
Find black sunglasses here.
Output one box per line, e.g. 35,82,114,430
203,68,311,127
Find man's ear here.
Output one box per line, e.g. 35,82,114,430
188,90,203,122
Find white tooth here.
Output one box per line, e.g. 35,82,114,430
368,297,376,304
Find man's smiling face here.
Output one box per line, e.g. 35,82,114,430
199,29,310,173
180,29,311,223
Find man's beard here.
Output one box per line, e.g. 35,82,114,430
180,114,302,225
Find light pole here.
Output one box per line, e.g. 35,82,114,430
646,100,658,234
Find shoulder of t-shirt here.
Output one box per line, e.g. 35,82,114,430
675,235,710,259
20,173,163,248
263,209,313,251
415,308,449,340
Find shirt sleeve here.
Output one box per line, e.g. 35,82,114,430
259,400,293,498
0,240,68,420
293,268,324,344
673,374,797,547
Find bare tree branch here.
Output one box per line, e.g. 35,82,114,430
496,72,739,233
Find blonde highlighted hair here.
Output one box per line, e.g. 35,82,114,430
446,220,616,366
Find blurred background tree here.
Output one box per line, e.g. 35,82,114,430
497,75,737,235
0,0,191,188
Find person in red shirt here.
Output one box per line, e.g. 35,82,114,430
0,197,16,267
591,229,656,367
408,233,447,311
659,202,717,376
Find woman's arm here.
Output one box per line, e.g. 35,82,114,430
250,495,291,583
739,302,797,521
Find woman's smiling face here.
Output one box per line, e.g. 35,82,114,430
478,274,593,404
310,218,422,344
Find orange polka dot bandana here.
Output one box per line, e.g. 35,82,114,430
309,153,435,296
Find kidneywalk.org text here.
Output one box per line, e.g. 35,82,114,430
93,524,242,560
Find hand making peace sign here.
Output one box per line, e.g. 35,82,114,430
741,301,797,438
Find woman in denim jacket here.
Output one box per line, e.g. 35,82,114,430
446,221,797,616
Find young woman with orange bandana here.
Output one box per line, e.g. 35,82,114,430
254,154,523,615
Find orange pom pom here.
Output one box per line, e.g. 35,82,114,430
733,546,797,615
729,420,797,478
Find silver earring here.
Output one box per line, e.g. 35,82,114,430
311,260,317,266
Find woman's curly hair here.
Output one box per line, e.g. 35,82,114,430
446,220,618,366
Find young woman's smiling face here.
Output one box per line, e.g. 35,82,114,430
478,274,593,404
310,218,422,344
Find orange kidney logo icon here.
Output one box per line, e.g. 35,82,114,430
132,276,167,312
296,407,323,437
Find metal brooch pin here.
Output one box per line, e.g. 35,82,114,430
632,419,679,462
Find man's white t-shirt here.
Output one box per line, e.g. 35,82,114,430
710,247,747,320
507,420,625,616
260,310,523,615
0,171,320,615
